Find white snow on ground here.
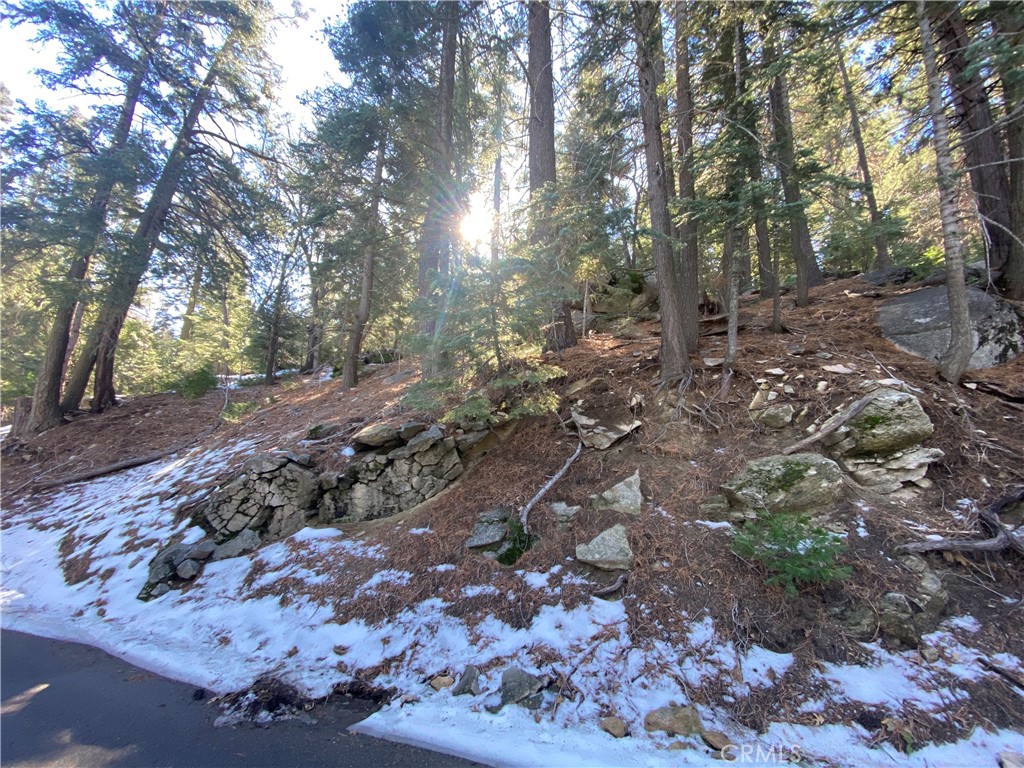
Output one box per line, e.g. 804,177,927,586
2,445,1021,767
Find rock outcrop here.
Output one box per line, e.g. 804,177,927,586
824,385,942,494
319,425,464,523
715,453,844,521
200,453,319,542
878,286,1024,370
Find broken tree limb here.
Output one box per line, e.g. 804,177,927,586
520,440,584,535
896,489,1024,557
31,387,232,492
781,391,879,456
592,572,628,597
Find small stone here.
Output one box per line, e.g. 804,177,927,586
576,524,633,571
150,583,170,598
920,646,940,663
451,665,480,696
701,731,734,751
667,742,693,751
398,422,427,440
175,559,201,580
211,528,262,561
550,502,581,527
765,368,786,376
498,667,544,708
591,470,643,515
600,716,629,738
478,507,512,523
465,522,507,549
757,404,795,429
186,539,217,562
823,364,855,374
644,705,703,736
353,423,399,448
999,751,1024,768
430,675,455,691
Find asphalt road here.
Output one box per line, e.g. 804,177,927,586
1,629,483,768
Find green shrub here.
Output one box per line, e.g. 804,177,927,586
168,366,219,401
732,512,851,595
496,519,536,566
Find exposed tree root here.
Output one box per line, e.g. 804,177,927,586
896,489,1024,557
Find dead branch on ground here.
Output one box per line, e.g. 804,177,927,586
896,489,1024,557
519,440,584,534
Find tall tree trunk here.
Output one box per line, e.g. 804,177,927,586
27,2,167,432
489,84,506,373
62,28,238,413
935,5,1014,287
674,1,699,353
633,0,689,386
993,5,1024,299
418,0,458,377
264,296,282,386
341,124,388,390
919,0,973,383
837,42,889,271
179,264,203,342
768,51,823,307
735,21,769,298
528,0,576,353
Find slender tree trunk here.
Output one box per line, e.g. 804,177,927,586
419,1,458,377
633,0,689,386
769,61,822,306
919,1,973,383
735,22,764,297
935,5,1013,285
770,222,783,333
264,295,282,386
837,43,889,271
341,124,388,390
179,264,203,342
489,84,506,373
63,300,86,376
994,6,1024,299
674,1,699,353
27,2,167,432
62,28,237,413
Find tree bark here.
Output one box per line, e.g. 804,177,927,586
919,0,973,383
674,1,699,353
27,2,167,432
528,0,576,353
341,123,388,390
62,29,238,413
837,42,889,271
935,4,1014,287
767,42,823,306
633,0,690,386
993,5,1024,300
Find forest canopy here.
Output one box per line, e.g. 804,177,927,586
2,0,1022,432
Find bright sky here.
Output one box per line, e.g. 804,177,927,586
0,0,340,127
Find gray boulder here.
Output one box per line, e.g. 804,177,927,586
860,266,915,286
826,388,943,494
878,286,1024,369
643,705,703,736
175,559,201,580
352,423,399,448
495,668,545,710
211,528,262,561
571,406,641,450
720,453,843,518
576,524,633,571
591,471,642,515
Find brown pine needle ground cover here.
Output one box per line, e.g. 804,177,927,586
3,278,1022,749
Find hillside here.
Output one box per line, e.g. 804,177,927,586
3,278,1023,768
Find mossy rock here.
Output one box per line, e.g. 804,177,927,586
843,389,933,456
721,453,843,516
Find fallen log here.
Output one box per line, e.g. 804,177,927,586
896,489,1024,557
31,387,232,492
